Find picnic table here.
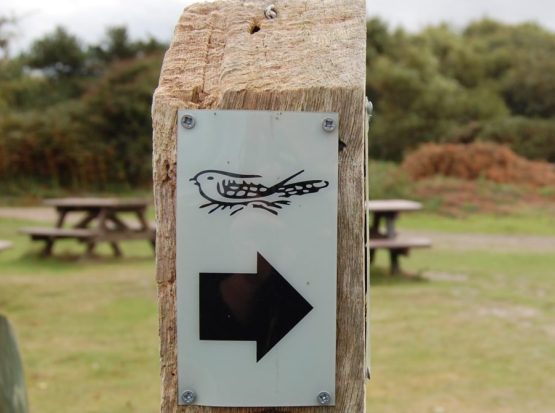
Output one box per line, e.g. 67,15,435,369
366,199,431,274
20,198,155,258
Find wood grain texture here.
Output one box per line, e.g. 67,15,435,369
152,1,366,411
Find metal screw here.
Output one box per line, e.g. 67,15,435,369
181,389,196,405
322,117,337,132
181,114,196,129
366,99,374,117
317,391,332,405
264,4,277,19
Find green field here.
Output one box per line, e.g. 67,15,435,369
0,217,158,412
1,211,554,412
401,209,555,236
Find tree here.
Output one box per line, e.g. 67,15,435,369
89,26,167,64
366,18,391,62
0,15,18,60
79,53,164,185
366,18,555,162
90,26,137,63
27,26,85,77
501,53,555,118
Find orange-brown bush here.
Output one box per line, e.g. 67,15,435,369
402,142,555,187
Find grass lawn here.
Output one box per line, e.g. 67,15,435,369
1,211,554,412
0,217,159,412
369,248,555,413
400,208,555,236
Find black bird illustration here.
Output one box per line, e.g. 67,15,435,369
190,169,329,216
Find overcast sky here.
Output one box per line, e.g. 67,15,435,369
5,0,555,52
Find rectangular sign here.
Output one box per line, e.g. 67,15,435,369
176,110,338,407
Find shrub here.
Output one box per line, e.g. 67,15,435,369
368,161,411,200
0,104,110,190
402,142,555,187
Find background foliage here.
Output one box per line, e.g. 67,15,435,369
0,24,165,194
0,18,554,194
367,18,555,162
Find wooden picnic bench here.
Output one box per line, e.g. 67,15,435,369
367,199,431,274
368,237,431,275
19,198,155,258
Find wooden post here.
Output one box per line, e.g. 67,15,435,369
0,315,29,413
152,1,367,412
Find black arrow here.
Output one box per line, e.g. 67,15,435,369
199,252,313,362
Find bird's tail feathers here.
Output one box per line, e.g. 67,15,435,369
275,179,329,198
273,170,305,187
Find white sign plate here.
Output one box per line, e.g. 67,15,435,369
176,110,337,407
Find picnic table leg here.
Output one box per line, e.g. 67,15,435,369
385,212,398,238
135,209,149,230
389,251,400,275
40,238,54,257
136,209,156,252
110,242,123,257
369,248,375,264
95,209,123,258
389,248,410,275
74,209,100,229
106,213,129,230
84,241,96,258
370,213,382,237
55,209,68,228
107,214,128,257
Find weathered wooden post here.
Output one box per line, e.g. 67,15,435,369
153,1,367,411
0,315,29,413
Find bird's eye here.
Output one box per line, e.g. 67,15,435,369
207,176,214,180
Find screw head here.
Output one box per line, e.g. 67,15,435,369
366,99,374,116
322,117,337,132
317,391,332,405
181,114,196,129
181,389,196,405
264,4,277,19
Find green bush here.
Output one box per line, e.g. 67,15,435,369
367,18,555,162
445,117,555,163
0,53,163,194
79,54,162,186
368,161,411,200
0,104,109,191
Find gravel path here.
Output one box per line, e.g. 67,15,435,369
0,207,58,223
404,230,555,253
0,207,145,227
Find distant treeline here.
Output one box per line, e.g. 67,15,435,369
0,25,165,193
367,18,555,162
0,18,554,193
